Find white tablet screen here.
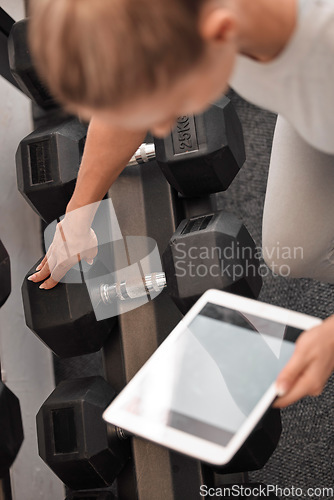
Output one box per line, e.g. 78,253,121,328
121,302,300,446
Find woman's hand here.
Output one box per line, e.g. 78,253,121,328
28,211,98,289
274,315,334,408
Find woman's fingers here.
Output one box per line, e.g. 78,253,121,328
28,254,54,283
275,345,310,397
39,275,60,290
274,319,334,408
35,255,47,271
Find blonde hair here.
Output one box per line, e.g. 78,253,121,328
29,0,206,110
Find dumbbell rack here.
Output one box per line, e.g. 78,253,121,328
3,11,283,499
106,156,247,498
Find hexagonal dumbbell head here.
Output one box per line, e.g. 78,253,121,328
37,377,130,490
22,259,116,358
16,117,87,223
163,211,262,314
154,96,245,198
0,241,11,308
0,381,24,477
215,408,282,474
8,19,57,109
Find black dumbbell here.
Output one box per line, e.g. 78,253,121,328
16,98,244,224
91,210,262,316
37,377,130,491
8,19,58,109
0,381,24,477
16,117,87,223
131,96,245,197
0,241,11,308
39,378,280,483
22,261,116,358
21,216,117,359
215,408,281,474
22,210,261,357
37,374,279,489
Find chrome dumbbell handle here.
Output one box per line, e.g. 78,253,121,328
127,143,156,167
100,272,167,303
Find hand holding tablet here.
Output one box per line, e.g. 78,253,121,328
103,290,321,465
274,314,334,408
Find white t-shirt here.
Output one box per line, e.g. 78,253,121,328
229,0,334,154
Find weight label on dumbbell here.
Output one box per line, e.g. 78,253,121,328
181,215,213,235
172,116,199,155
29,140,53,185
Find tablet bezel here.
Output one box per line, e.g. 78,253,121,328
103,290,322,465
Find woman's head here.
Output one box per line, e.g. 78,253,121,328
30,0,237,134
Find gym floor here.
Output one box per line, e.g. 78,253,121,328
54,90,334,499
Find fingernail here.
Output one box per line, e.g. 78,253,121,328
87,259,94,265
28,275,35,281
276,381,288,397
36,264,42,271
39,284,46,290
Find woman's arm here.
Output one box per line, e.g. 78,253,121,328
29,116,147,289
67,116,146,212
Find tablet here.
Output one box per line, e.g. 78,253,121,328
103,290,321,465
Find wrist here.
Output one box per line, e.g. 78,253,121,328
63,200,97,236
66,196,86,214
